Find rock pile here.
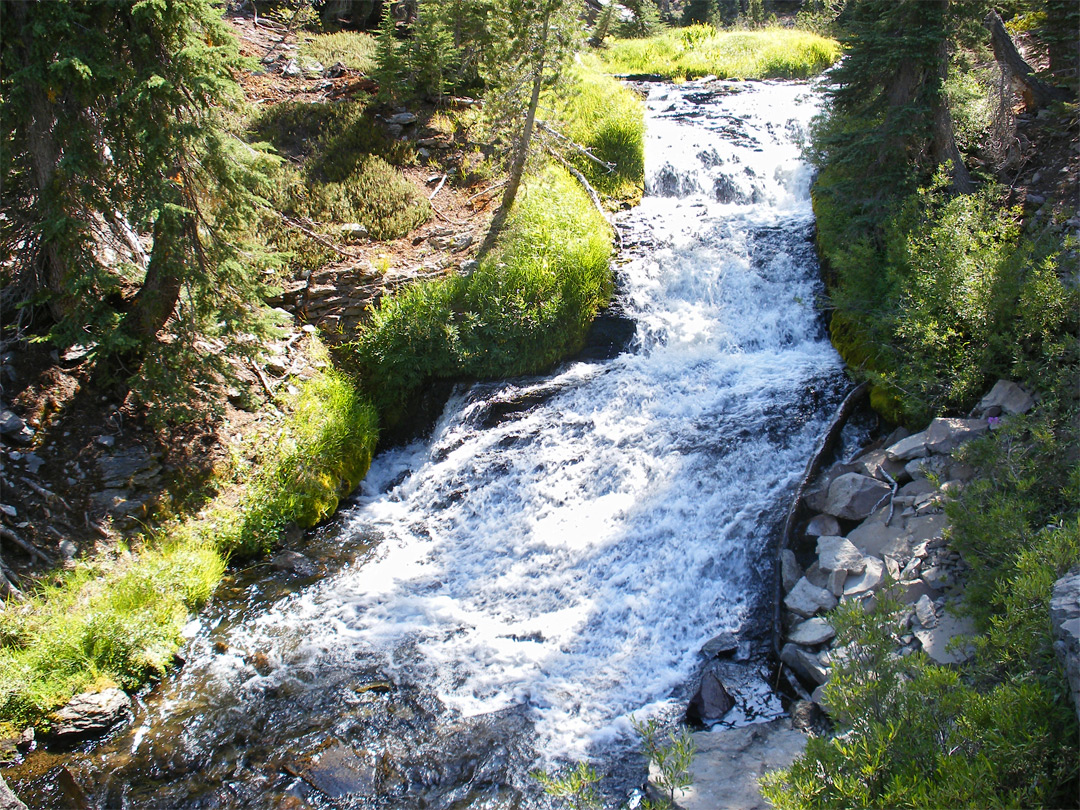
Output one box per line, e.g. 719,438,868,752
778,380,1034,708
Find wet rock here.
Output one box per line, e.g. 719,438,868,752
823,473,892,521
700,632,739,658
974,380,1034,417
296,741,376,799
843,556,885,597
781,643,829,685
1050,570,1080,721
785,577,837,618
270,550,318,577
816,536,866,574
923,417,989,455
47,688,132,746
0,774,28,810
913,614,976,665
686,670,735,726
671,719,807,810
805,514,840,537
787,617,835,646
780,549,801,592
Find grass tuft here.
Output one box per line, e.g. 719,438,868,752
599,26,841,80
298,30,377,74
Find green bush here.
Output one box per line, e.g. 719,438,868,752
353,165,613,420
599,26,840,80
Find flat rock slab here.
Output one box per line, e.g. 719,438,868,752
824,473,892,521
914,613,976,664
667,720,807,810
816,536,866,573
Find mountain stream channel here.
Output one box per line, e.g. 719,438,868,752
15,77,858,809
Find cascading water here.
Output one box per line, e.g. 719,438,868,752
12,79,847,809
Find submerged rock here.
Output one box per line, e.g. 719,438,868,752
293,741,376,799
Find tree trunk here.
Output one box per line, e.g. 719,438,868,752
120,209,188,347
984,10,1071,110
477,12,550,259
931,40,974,193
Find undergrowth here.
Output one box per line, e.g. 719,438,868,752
599,26,840,81
0,342,378,730
351,164,613,421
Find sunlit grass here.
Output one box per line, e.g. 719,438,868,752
298,30,377,73
599,25,841,80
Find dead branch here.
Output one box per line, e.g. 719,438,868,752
19,476,69,511
984,11,1071,110
251,360,277,400
542,142,622,251
281,215,364,260
428,174,448,201
537,121,616,173
0,525,54,565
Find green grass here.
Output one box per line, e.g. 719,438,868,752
599,25,840,80
0,343,378,730
352,164,614,420
550,59,646,203
298,30,377,73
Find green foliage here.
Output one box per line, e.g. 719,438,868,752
613,1,664,39
0,349,378,728
299,30,377,73
599,27,841,80
549,60,646,202
373,2,408,105
352,165,613,421
633,718,696,807
532,762,602,809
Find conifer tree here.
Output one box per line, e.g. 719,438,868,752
1,0,281,413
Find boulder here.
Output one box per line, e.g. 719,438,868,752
785,577,838,618
923,418,989,455
904,513,948,546
670,720,807,810
823,473,892,521
843,556,885,597
850,448,909,484
975,380,1034,417
700,632,739,658
905,455,949,481
386,111,417,126
885,431,930,462
787,617,836,646
805,514,840,537
816,536,867,574
47,688,131,746
827,568,847,597
1050,570,1080,722
780,549,801,593
0,409,33,444
848,521,910,560
686,670,735,726
97,446,161,488
781,643,829,685
913,614,976,665
804,561,829,589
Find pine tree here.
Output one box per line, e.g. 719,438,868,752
1,0,282,413
373,2,408,104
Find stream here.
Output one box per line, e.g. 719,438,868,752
13,77,847,809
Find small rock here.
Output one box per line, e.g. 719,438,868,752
341,223,369,240
787,617,836,646
826,568,847,597
95,435,116,448
0,505,14,518
843,556,885,596
265,355,289,376
0,410,33,444
23,453,43,475
450,233,473,251
805,514,840,537
270,550,318,577
58,540,77,561
686,670,735,726
885,430,930,462
920,565,950,590
804,561,829,589
904,454,949,482
385,112,417,126
785,577,838,618
385,123,403,137
914,594,938,628
780,643,830,685
302,324,317,334
816,536,867,574
297,741,376,799
282,58,302,77
47,688,132,746
700,632,739,658
326,60,348,78
1026,193,1046,205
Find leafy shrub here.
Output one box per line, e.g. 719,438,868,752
600,27,840,80
353,165,613,420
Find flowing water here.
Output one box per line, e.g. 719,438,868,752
13,78,848,809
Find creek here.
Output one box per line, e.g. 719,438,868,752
14,77,848,809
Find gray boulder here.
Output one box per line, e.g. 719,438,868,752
0,409,33,444
781,643,829,685
923,417,989,455
47,688,131,746
848,521,910,560
913,614,976,665
975,380,1034,417
816,536,867,574
805,514,840,537
850,448,909,484
1050,570,1080,722
823,473,892,520
785,577,838,618
787,617,836,646
885,431,930,462
914,594,938,629
780,549,801,593
843,556,885,597
686,670,735,726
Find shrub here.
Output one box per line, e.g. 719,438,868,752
353,165,613,420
